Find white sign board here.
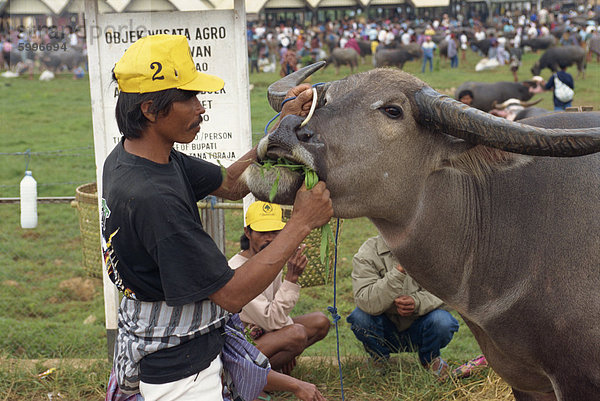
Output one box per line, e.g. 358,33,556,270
88,9,251,167
84,0,251,358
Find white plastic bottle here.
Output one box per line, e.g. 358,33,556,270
20,170,38,229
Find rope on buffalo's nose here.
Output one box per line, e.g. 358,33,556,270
264,96,294,135
328,217,345,400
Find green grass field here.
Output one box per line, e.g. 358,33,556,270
0,50,598,399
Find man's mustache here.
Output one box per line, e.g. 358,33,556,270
188,118,202,129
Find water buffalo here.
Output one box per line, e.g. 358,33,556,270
489,98,544,121
590,33,600,61
471,38,492,56
513,106,551,121
531,45,586,78
401,43,423,59
455,81,543,112
324,32,340,53
324,47,358,74
245,62,600,401
374,47,418,69
520,36,556,52
40,46,86,72
357,40,372,62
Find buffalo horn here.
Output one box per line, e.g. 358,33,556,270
415,86,600,157
267,61,330,112
493,97,543,110
519,98,543,108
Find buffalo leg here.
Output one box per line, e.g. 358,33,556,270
512,388,557,401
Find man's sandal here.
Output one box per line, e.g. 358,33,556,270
452,354,488,379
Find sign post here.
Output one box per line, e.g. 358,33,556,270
84,0,252,360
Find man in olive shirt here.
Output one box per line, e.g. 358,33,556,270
347,236,459,377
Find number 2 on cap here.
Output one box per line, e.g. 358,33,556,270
150,62,164,80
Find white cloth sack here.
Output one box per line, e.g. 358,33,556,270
554,75,574,102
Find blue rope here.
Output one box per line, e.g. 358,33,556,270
263,112,281,136
264,96,296,135
204,195,218,209
260,81,344,398
327,218,345,400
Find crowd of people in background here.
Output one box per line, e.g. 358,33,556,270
1,5,599,80
244,5,599,78
0,24,86,79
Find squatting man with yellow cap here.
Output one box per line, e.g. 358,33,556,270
101,34,333,401
229,201,331,375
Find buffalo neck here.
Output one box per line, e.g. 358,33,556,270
372,161,554,319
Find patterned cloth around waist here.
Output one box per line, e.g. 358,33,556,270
113,297,229,394
106,314,270,401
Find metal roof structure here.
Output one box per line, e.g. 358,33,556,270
3,0,451,16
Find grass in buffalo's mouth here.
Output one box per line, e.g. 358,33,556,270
257,157,317,202
257,157,332,282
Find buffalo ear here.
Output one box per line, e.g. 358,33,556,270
440,144,532,179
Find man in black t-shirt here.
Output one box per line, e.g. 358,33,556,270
102,34,333,400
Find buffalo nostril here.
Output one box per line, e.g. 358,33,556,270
296,130,314,142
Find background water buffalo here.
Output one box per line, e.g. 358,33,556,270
520,36,556,52
374,47,418,69
590,33,600,60
513,106,551,121
455,80,543,112
356,39,372,62
40,46,86,72
438,40,448,58
249,62,600,401
531,45,586,78
471,38,492,56
489,98,545,121
323,32,340,53
324,47,358,74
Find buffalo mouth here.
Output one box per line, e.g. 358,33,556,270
244,147,316,205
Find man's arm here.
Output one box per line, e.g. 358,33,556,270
264,370,327,401
210,182,332,312
239,246,306,331
211,146,257,200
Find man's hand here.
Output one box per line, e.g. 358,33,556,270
280,84,313,118
289,181,333,231
293,380,328,401
285,244,308,284
394,295,415,316
395,264,405,273
281,357,297,375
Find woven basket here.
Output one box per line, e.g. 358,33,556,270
282,208,343,287
73,182,102,279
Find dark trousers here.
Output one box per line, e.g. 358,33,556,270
347,307,459,365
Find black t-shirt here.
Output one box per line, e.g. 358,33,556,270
102,139,234,383
102,139,234,305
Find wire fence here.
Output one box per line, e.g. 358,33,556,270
0,146,96,197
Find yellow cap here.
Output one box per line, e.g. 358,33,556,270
114,34,224,94
245,201,286,232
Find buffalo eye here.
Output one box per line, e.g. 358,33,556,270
380,105,403,119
